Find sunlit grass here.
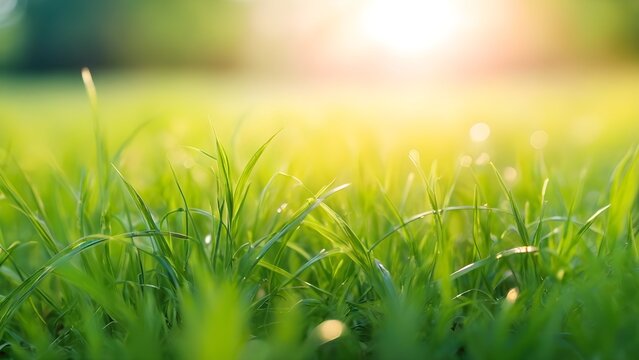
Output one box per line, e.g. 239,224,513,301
1,70,639,358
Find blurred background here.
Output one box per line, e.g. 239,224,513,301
2,0,639,76
2,0,639,176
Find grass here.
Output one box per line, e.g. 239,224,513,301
1,70,639,359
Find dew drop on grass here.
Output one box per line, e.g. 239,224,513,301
470,122,490,142
204,234,212,245
277,203,288,214
316,320,345,343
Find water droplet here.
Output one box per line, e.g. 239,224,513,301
277,203,288,214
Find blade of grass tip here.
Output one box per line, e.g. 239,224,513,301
409,151,444,254
250,172,280,241
374,258,397,300
232,131,280,221
82,68,110,232
185,146,217,161
211,196,225,270
562,204,611,255
319,203,371,268
560,169,587,253
213,134,236,268
169,163,201,272
112,119,152,166
0,170,59,254
9,160,48,222
112,165,182,286
0,242,21,268
605,146,639,252
238,183,350,279
215,133,234,216
490,162,530,246
532,178,550,246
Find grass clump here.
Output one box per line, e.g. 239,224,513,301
1,73,639,359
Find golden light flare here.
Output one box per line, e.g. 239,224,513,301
356,0,468,57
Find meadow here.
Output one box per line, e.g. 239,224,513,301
1,69,639,359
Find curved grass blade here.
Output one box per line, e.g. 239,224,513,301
238,183,350,278
450,245,539,281
370,205,508,252
491,162,530,246
113,166,182,286
0,170,59,254
0,236,108,335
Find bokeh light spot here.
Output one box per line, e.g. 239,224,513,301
475,152,490,165
503,167,517,182
530,130,548,150
506,288,519,304
470,122,490,142
316,319,345,343
460,155,473,167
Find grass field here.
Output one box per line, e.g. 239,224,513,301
1,70,639,359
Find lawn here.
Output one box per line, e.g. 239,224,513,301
1,69,639,359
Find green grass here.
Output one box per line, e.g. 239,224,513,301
1,71,639,359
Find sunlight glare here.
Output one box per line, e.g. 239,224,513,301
357,0,466,57
470,122,491,143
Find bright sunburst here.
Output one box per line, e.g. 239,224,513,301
356,0,467,57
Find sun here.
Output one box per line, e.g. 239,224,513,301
356,0,467,57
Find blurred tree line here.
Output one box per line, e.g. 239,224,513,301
1,0,639,71
0,0,247,70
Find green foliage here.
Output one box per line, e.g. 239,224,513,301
1,75,639,359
